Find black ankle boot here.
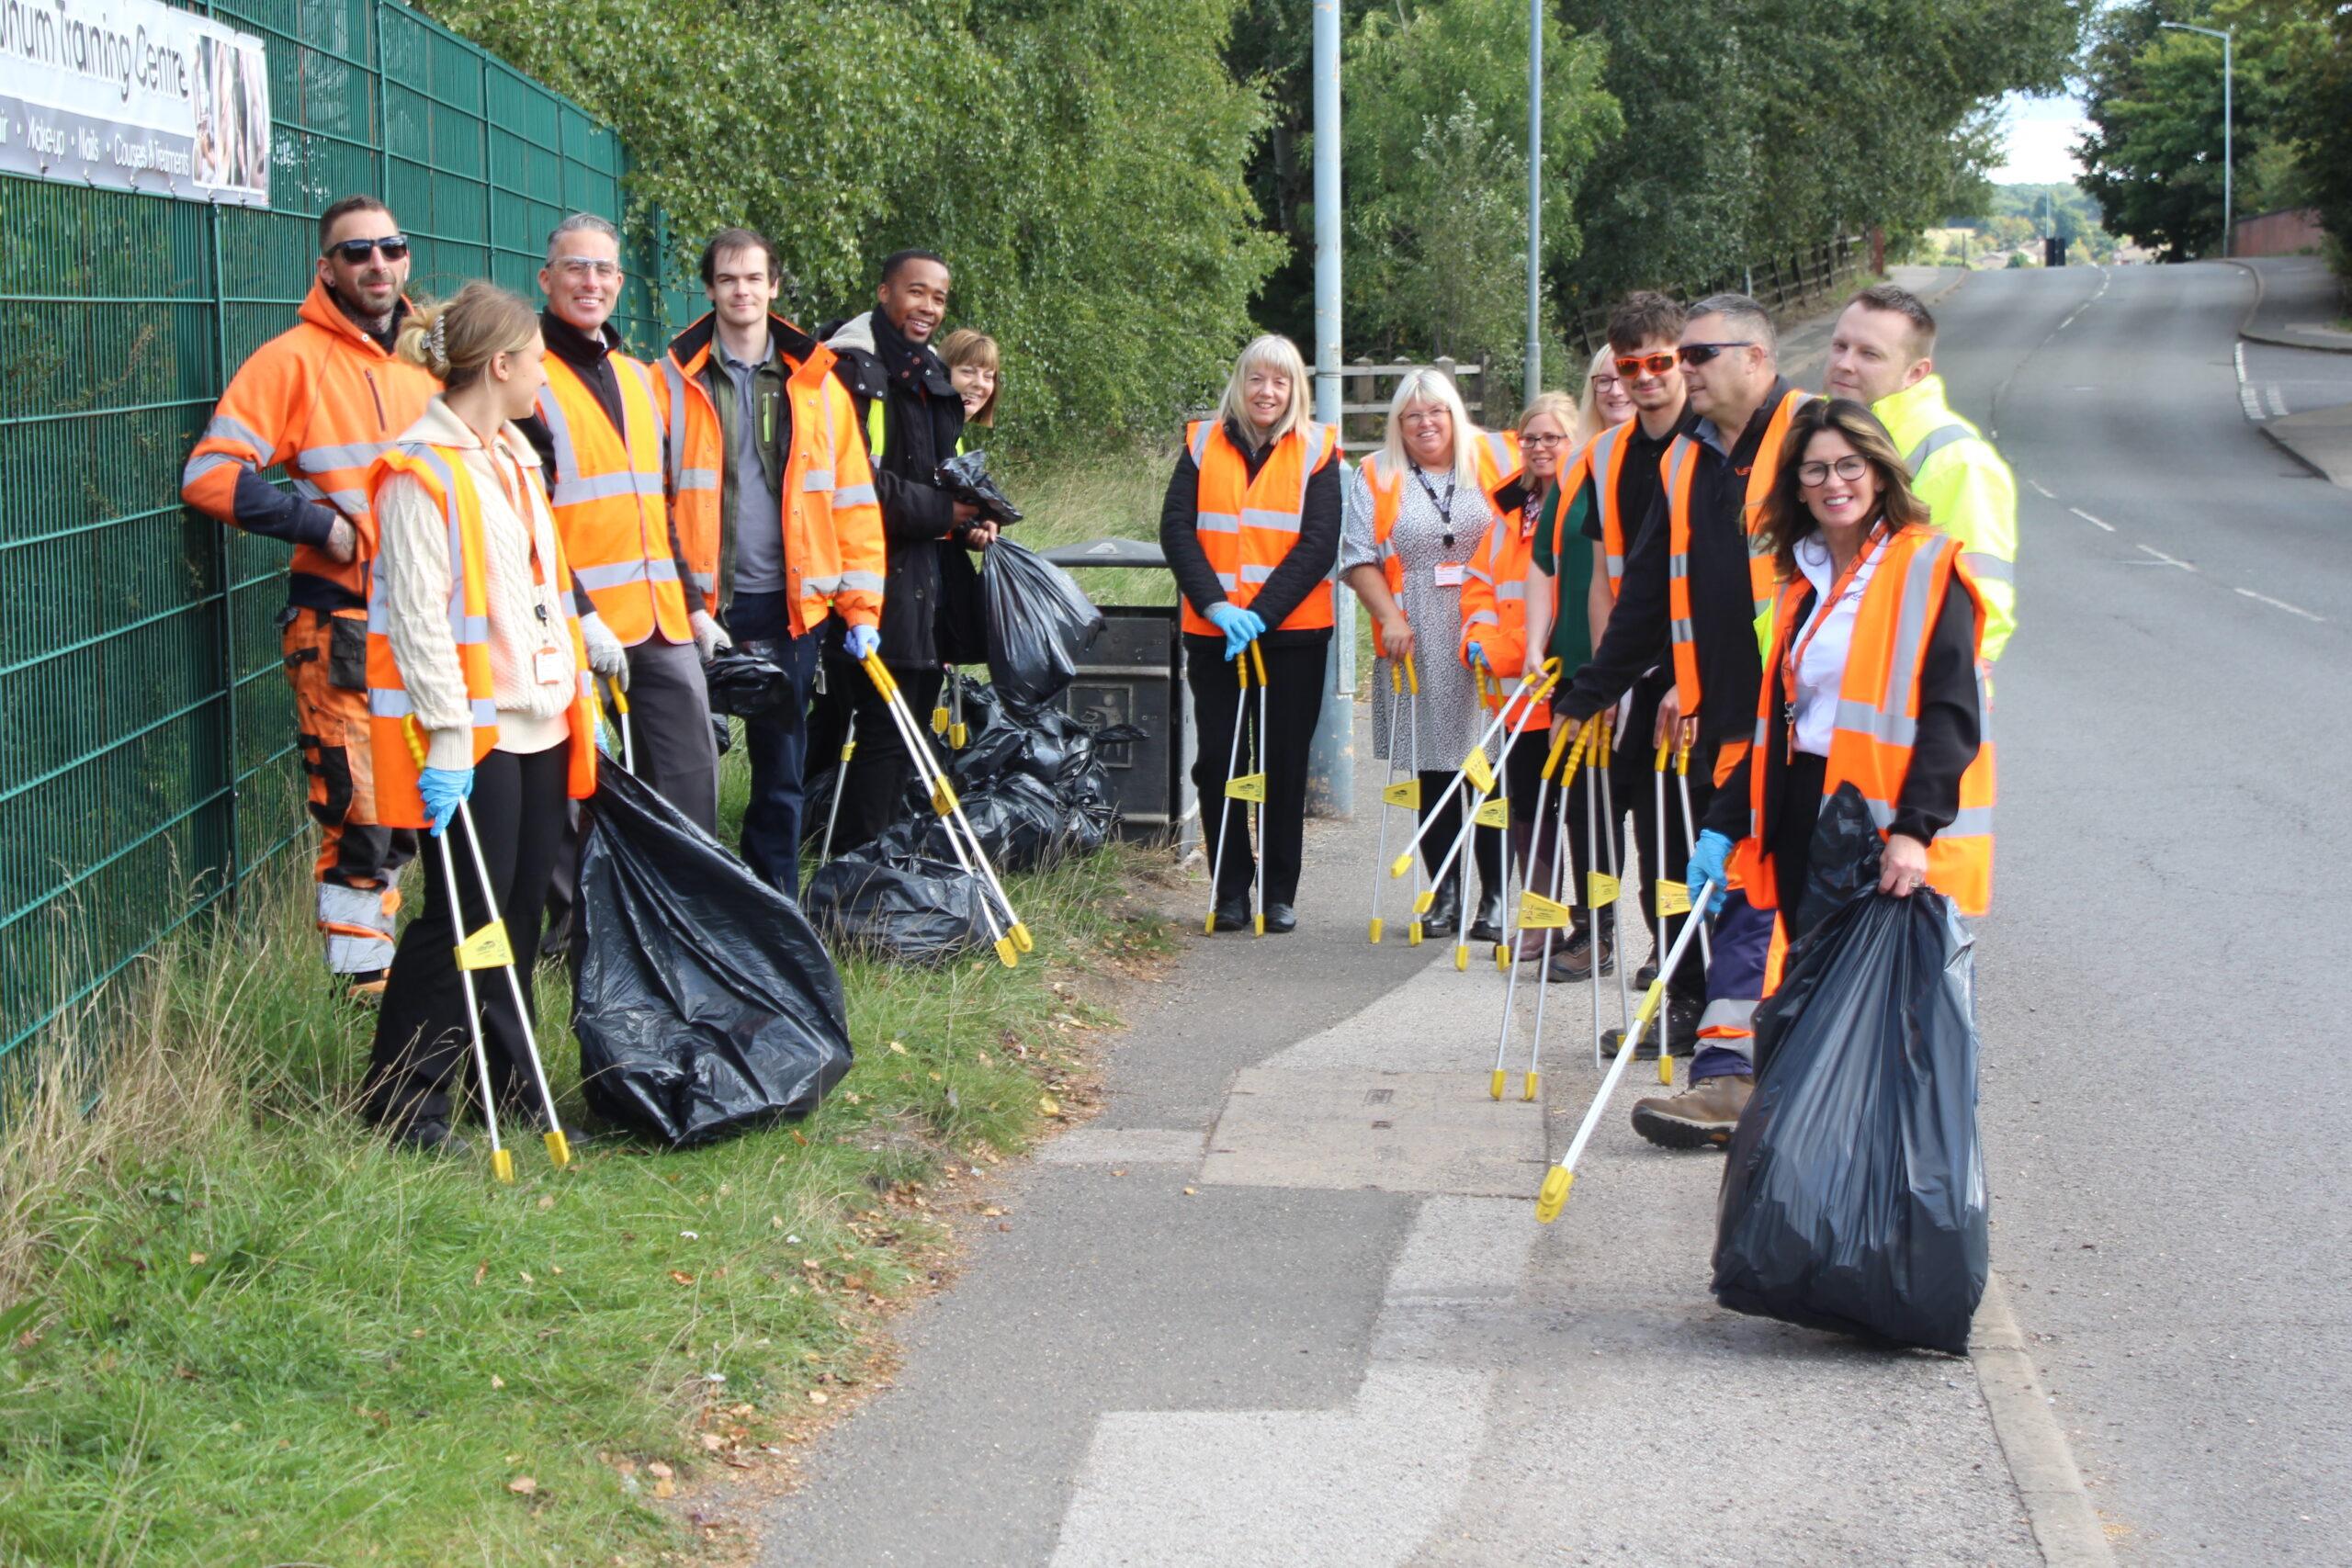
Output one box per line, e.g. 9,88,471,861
1422,869,1462,933
1467,883,1505,944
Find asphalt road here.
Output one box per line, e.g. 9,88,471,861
1939,260,2352,1562
751,263,2352,1567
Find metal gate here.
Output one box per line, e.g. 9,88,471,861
0,0,665,1060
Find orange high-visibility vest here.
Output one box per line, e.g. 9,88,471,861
536,353,690,646
1360,429,1521,604
1662,387,1809,711
655,313,887,638
1458,465,1550,727
363,442,598,829
1179,419,1340,637
180,278,438,600
1560,417,1636,594
1733,525,1996,916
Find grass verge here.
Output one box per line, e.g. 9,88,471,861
0,772,1170,1564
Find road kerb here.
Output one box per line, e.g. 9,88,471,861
1971,1272,2118,1567
2225,257,2352,356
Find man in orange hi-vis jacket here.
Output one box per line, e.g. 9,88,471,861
180,195,437,999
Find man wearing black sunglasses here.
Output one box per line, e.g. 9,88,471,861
182,194,438,1001
1549,292,1811,1149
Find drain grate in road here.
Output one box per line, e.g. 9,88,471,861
1201,1068,1547,1197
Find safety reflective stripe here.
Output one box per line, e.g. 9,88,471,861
1879,533,1951,726
1189,421,1216,465
660,360,691,490
202,412,273,455
801,572,842,595
676,467,719,492
549,469,665,507
1860,795,1996,840
1960,550,2013,584
1464,609,1501,627
1668,616,1695,642
1239,506,1303,535
837,570,886,592
686,570,718,597
409,446,495,650
1905,422,1974,470
1495,580,1525,602
182,450,243,485
537,381,583,485
1238,561,1278,585
799,468,836,492
571,558,677,591
1480,430,1512,473
1213,570,1239,590
832,482,877,509
291,477,368,517
1834,698,1916,748
300,439,394,472
1196,511,1241,535
367,688,492,726
1464,565,1495,585
318,882,396,935
1698,998,1758,1034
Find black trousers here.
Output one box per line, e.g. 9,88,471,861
725,592,823,898
808,658,946,852
1189,633,1327,907
1770,750,1830,942
366,743,571,1134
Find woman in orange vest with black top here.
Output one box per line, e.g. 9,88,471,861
1634,397,1991,1147
1159,334,1341,933
1341,369,1521,942
359,283,598,1154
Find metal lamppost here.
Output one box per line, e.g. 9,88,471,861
2158,20,2233,258
1525,0,1543,400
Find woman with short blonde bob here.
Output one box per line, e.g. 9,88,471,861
1340,367,1521,941
361,281,599,1154
1160,333,1340,933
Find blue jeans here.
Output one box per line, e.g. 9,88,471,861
723,592,821,899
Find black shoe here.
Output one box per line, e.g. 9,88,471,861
1661,990,1704,1057
1634,955,1660,989
1263,902,1297,934
388,1119,473,1157
1211,897,1250,933
1422,873,1463,933
1466,885,1504,945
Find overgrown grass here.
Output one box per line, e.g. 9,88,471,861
995,443,1181,609
0,750,1170,1562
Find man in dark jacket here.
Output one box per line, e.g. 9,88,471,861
813,249,981,848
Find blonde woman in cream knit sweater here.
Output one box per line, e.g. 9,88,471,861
360,282,598,1154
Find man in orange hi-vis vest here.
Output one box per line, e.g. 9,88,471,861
180,194,437,999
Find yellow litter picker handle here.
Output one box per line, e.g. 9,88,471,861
1402,651,1419,695
1249,640,1269,689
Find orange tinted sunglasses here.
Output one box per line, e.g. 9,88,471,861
1613,353,1678,378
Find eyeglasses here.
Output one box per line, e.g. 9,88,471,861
553,257,622,279
1678,341,1754,367
1590,375,1623,392
1796,456,1870,487
1613,353,1678,378
1399,408,1450,429
325,234,409,264
1523,433,1569,447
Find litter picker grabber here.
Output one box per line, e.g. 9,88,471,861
1583,712,1611,1069
1591,715,1634,1056
947,671,968,750
1246,642,1270,935
1488,716,1595,1100
1533,875,1718,1224
1421,670,1552,972
1385,660,1561,886
401,718,572,1182
1367,654,1423,944
1673,738,1713,971
860,652,1030,965
816,711,857,864
604,678,635,774
1204,643,1270,935
1601,741,1695,1084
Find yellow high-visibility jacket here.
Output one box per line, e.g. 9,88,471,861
1873,375,2018,662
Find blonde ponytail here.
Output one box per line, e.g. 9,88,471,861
396,281,537,390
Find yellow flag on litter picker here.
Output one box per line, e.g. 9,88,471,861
1517,890,1573,929
454,919,514,972
1225,772,1267,803
1473,796,1510,829
1382,778,1421,809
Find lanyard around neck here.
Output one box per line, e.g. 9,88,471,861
1782,522,1888,755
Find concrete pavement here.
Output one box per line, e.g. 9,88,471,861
2224,257,2352,487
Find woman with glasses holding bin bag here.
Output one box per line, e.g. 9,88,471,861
1160,334,1341,934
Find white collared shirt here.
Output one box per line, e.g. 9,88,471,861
1786,531,1884,757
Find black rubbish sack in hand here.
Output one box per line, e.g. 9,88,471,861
1712,785,1988,1355
703,649,796,718
981,539,1104,713
804,850,993,965
573,765,854,1148
934,448,1023,525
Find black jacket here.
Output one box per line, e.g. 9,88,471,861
824,309,969,667
1159,421,1343,648
1704,558,1982,847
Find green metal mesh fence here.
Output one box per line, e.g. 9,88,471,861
0,0,668,1059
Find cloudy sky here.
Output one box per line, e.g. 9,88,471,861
1989,91,2090,184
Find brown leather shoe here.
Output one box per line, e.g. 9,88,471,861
1630,1072,1752,1149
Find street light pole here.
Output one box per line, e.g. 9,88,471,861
1524,0,1542,400
2160,20,2234,258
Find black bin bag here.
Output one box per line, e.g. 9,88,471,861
1712,784,1988,1355
805,851,993,965
573,765,854,1148
980,538,1104,712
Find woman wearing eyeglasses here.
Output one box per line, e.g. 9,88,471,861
1690,397,1992,947
1577,344,1637,437
1341,367,1521,942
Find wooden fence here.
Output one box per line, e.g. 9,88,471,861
1330,355,1489,455
1562,233,1869,363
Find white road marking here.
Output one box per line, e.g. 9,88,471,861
2134,543,2196,570
2235,587,2324,622
2234,343,2267,421
2068,506,2115,532
2028,480,2056,501
2267,386,2290,418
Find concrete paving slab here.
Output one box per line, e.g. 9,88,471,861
1202,1069,1548,1197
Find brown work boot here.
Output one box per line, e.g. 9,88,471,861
1547,917,1613,981
1629,1072,1753,1150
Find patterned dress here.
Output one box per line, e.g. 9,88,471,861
1340,458,1503,771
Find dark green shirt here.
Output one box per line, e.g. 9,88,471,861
1529,483,1595,672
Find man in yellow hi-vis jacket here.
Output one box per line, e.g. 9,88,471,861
1826,283,2018,662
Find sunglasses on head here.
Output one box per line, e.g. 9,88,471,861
1613,352,1678,378
1677,341,1753,367
326,234,409,264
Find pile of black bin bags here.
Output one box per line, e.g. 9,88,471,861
804,675,1140,964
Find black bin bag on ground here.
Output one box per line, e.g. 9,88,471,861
573,765,854,1148
1712,784,1988,1356
981,539,1104,712
804,851,993,965
872,770,1070,873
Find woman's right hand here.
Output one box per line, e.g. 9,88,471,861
1378,614,1416,661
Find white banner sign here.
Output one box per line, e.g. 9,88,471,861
0,0,271,206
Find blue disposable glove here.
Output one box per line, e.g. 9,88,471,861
843,623,881,660
1466,640,1490,671
1688,829,1733,917
417,766,475,840
1204,602,1265,661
